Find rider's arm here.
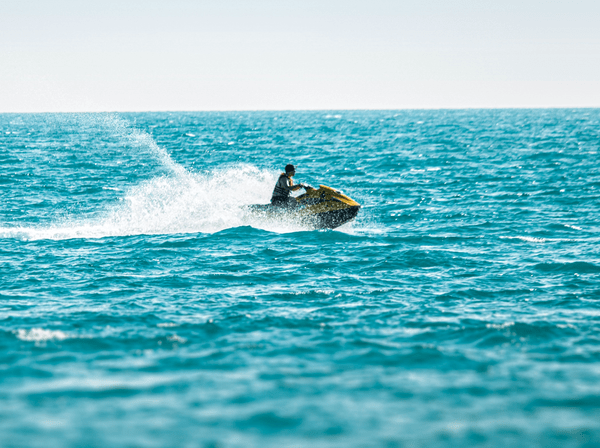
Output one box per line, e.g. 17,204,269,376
283,177,304,192
281,177,309,192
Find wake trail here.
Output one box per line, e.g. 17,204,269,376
1,114,294,239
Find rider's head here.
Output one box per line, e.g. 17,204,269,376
285,164,296,176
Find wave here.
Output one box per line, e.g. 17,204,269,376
534,261,600,274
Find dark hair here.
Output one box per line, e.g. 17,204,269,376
285,164,295,174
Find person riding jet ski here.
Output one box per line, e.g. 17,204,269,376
246,165,360,229
270,164,311,208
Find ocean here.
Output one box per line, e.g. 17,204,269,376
1,109,599,447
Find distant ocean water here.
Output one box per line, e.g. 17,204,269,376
1,109,600,448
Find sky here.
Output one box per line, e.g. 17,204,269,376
1,0,599,112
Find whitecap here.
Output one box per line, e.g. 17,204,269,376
500,236,548,243
565,225,583,231
167,334,187,343
486,322,515,330
15,328,70,342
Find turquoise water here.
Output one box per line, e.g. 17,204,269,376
1,110,600,447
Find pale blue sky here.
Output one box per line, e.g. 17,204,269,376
1,0,599,112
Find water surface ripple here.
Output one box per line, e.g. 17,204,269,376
1,110,600,447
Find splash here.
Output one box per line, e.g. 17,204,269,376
0,164,310,240
1,114,356,240
100,114,187,176
1,120,313,239
72,113,186,176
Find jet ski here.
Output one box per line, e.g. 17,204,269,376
246,185,361,229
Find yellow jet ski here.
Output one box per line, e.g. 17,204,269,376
247,185,361,229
